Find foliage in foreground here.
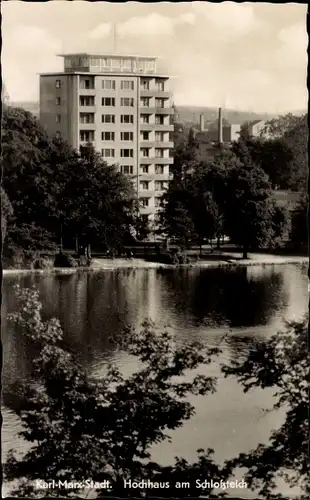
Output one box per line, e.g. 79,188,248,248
223,318,309,500
5,286,227,498
5,287,309,499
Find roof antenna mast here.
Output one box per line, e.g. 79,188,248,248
113,23,117,54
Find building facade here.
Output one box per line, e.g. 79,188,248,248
39,53,174,224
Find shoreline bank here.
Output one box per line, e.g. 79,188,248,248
3,254,308,275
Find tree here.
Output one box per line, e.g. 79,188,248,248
2,107,137,258
223,160,288,258
283,115,308,191
290,193,308,248
1,188,13,242
231,137,294,190
223,318,309,499
60,144,137,252
2,105,52,232
263,113,303,138
4,286,226,498
159,186,196,246
262,114,308,191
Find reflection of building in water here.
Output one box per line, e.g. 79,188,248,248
245,265,280,280
123,269,164,329
280,265,308,321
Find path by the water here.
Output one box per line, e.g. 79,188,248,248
3,253,308,275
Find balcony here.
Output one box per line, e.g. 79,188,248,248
152,157,173,164
79,105,96,113
140,90,172,99
140,141,173,148
78,88,95,93
140,123,174,132
140,106,173,115
154,107,174,115
79,122,95,129
155,141,174,148
139,190,156,197
138,157,173,165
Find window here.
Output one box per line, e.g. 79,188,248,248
140,115,149,124
155,115,164,125
155,148,164,158
121,59,132,71
155,98,165,108
121,165,133,174
80,130,95,142
80,96,95,106
155,165,164,174
155,132,164,142
121,132,134,141
102,80,115,90
140,198,149,207
155,181,165,191
141,79,150,90
56,114,61,123
121,97,134,107
56,97,61,106
102,97,115,107
101,149,115,158
56,80,61,88
141,148,149,158
140,97,150,107
120,149,134,158
102,114,115,123
156,80,165,92
80,79,94,90
141,165,149,174
80,113,94,124
121,115,134,124
121,80,134,91
155,197,162,208
141,131,149,141
140,181,149,190
101,131,115,141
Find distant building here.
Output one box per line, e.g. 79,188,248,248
39,53,174,225
194,110,240,161
245,120,275,139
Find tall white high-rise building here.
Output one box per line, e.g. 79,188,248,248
39,53,174,224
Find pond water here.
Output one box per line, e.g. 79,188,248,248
2,264,308,498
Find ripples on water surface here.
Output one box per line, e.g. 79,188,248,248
2,264,308,498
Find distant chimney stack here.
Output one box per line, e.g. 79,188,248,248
199,114,204,132
218,107,223,144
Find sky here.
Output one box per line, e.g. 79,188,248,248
2,1,308,113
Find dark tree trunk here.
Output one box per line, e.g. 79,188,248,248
243,245,248,259
217,237,221,250
86,244,91,259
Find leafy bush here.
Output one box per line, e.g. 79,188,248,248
54,252,79,268
4,286,225,498
223,318,309,500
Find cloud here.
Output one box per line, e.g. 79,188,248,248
89,11,196,40
177,12,196,26
6,25,61,53
278,23,307,51
88,23,111,40
192,1,256,37
2,24,62,101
